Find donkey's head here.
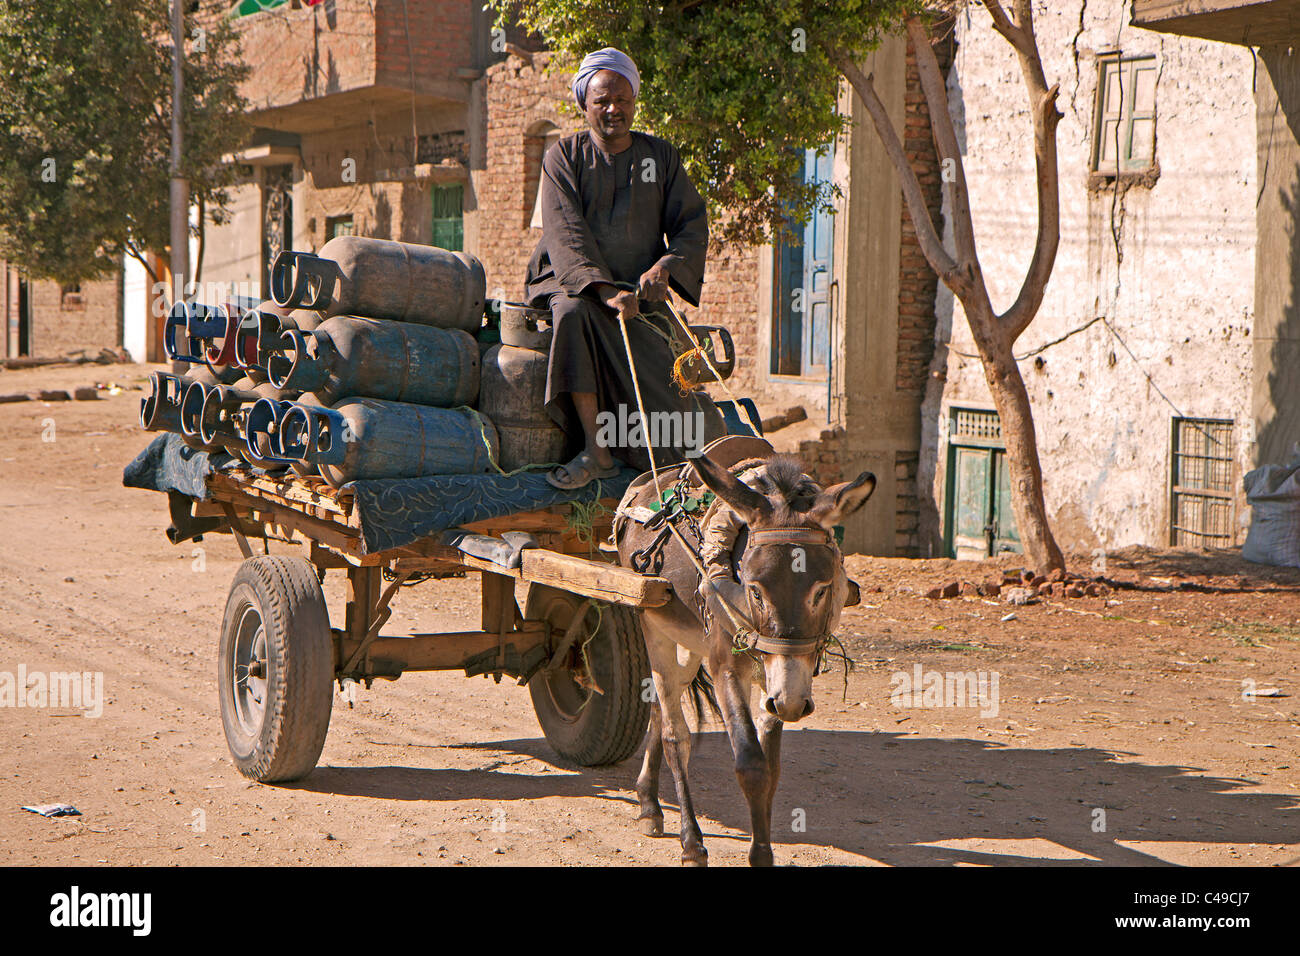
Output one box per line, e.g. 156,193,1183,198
692,454,875,722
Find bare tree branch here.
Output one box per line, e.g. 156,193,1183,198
982,0,1022,49
828,44,960,286
985,0,1063,340
194,194,206,290
124,240,161,287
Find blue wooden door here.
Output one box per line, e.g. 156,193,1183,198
771,146,833,377
801,146,833,375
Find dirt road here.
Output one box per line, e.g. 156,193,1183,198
1,362,1297,866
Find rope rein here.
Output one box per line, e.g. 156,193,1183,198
615,311,755,640
617,295,840,671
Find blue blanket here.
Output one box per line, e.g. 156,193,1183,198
123,433,638,554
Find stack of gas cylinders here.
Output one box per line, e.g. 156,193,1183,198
139,236,542,488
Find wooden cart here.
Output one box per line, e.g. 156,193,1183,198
195,467,667,783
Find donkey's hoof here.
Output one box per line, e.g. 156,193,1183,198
637,814,664,837
748,843,775,867
681,849,709,867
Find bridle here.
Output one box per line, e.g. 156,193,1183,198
735,526,839,659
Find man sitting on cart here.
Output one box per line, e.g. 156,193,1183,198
525,47,710,490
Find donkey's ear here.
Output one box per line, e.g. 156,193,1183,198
808,471,876,528
690,453,773,524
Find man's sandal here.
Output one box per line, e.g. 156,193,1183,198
546,449,621,490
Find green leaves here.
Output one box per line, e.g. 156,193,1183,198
493,0,922,246
0,0,249,282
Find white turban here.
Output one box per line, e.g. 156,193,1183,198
571,47,640,109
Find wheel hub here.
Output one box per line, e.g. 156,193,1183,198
232,604,268,737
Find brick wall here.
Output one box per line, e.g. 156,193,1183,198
895,449,920,554
477,49,763,342
477,51,582,301
235,0,476,112
374,0,475,94
28,276,121,356
696,235,761,399
799,426,846,489
794,432,921,555
897,31,951,395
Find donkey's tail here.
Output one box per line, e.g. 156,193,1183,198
688,664,722,728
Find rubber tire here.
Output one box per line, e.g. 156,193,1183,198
526,585,651,766
219,555,334,783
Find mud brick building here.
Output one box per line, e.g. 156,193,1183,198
1,263,123,360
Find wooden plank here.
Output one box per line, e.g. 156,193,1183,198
345,566,382,644
305,541,353,569
211,472,350,516
482,570,518,636
388,557,468,576
519,549,671,608
211,487,363,557
461,498,619,536
360,624,548,675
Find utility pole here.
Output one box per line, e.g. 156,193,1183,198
169,0,189,307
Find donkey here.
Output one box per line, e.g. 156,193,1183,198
615,451,875,866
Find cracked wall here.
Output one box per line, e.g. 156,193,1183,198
917,0,1257,556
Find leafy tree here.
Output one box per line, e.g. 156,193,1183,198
494,0,920,247
0,0,249,285
496,0,1067,571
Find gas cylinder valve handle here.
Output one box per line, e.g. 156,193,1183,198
271,251,310,308
140,372,185,431
179,380,213,438
244,398,297,464
163,303,205,363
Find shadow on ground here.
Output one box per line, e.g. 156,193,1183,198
284,728,1300,865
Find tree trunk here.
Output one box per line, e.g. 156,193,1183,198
967,303,1065,571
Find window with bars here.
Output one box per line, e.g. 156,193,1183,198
325,216,354,241
1170,418,1235,548
1092,55,1157,175
952,407,1003,445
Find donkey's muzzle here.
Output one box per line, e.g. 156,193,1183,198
764,692,814,722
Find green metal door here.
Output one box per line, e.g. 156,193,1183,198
992,449,1021,555
952,446,992,561
946,440,1020,560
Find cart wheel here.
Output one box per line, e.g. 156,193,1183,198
219,555,334,783
526,585,651,766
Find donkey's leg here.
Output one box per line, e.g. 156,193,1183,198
644,637,707,865
714,653,776,867
656,667,708,865
755,707,784,861
635,702,665,836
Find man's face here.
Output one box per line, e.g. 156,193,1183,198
584,70,635,140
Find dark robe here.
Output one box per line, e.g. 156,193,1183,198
525,129,709,472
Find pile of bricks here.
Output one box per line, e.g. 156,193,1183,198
925,567,1112,602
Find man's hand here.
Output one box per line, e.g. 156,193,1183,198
637,262,670,302
595,283,638,322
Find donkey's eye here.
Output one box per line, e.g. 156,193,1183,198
812,585,828,604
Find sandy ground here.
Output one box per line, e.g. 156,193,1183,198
0,361,1297,867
